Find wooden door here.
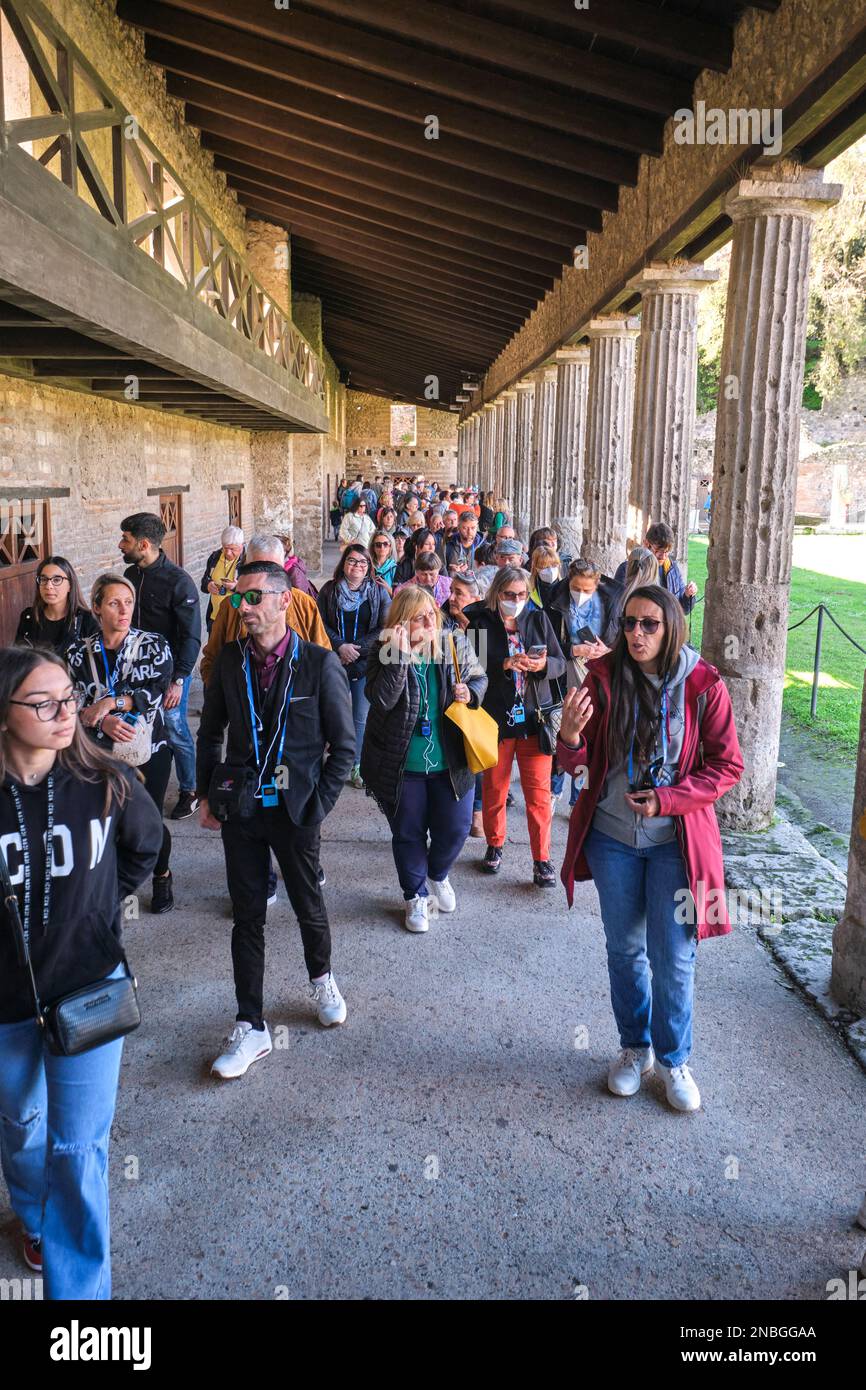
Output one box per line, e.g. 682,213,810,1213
0,499,50,646
227,488,242,530
159,493,183,565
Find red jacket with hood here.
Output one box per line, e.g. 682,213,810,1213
557,652,744,939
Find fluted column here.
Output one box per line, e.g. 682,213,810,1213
627,263,719,569
582,317,639,575
551,346,590,559
480,403,496,497
529,365,557,536
457,420,467,480
500,390,519,513
702,168,842,830
470,414,482,489
492,397,508,500
832,672,866,1014
512,378,535,539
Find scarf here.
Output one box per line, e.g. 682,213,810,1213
337,576,368,612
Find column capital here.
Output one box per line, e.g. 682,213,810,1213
555,345,590,365
542,364,558,384
500,388,519,401
725,170,842,223
482,401,496,411
516,377,536,392
627,261,719,296
586,315,640,339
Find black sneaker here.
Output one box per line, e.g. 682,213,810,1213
151,871,174,914
506,791,515,808
481,845,503,874
533,860,556,888
318,865,326,888
170,792,199,820
266,870,277,907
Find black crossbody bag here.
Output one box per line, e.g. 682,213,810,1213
0,841,141,1057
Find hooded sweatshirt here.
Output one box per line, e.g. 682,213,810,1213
592,645,701,849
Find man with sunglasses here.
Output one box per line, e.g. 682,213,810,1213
196,562,355,1079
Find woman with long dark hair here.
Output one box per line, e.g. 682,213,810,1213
317,545,388,789
67,574,175,914
0,647,162,1298
557,585,743,1112
15,556,98,658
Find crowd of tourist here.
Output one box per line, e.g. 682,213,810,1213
0,470,743,1299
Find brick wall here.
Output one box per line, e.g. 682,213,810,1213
345,390,458,483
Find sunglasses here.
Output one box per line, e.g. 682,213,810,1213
228,589,282,608
622,616,663,634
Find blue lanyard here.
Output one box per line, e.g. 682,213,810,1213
243,633,298,783
339,609,359,643
628,682,668,785
98,640,116,695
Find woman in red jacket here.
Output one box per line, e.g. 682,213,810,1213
557,585,743,1113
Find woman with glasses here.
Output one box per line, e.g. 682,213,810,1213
15,557,99,659
338,497,375,550
317,545,388,789
369,530,398,592
0,646,162,1297
465,567,565,887
361,586,487,934
200,527,245,636
557,585,743,1112
67,575,175,915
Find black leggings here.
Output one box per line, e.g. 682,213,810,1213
142,740,172,877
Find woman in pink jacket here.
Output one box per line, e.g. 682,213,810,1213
557,584,743,1113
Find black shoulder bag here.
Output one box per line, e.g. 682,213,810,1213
0,779,140,1056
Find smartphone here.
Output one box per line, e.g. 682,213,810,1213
120,711,140,725
576,626,597,644
528,644,547,657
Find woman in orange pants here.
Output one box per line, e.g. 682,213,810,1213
466,567,566,887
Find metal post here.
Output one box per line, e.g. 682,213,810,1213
810,603,825,720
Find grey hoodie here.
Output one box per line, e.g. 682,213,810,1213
592,644,701,849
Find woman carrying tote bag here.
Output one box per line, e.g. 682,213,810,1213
361,586,487,935
0,646,162,1298
67,574,175,915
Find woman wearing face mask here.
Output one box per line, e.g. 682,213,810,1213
317,545,388,789
528,547,562,612
0,647,162,1298
548,559,624,680
465,567,565,887
369,530,398,592
361,587,487,934
557,585,743,1112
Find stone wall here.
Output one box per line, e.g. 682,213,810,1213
0,373,253,604
345,390,458,482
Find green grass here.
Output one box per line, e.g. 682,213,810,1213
687,535,866,755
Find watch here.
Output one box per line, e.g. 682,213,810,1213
114,695,126,712
172,677,185,687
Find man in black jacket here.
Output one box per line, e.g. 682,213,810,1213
120,512,201,821
196,561,355,1080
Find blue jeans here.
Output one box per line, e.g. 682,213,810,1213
163,678,196,793
551,768,583,805
389,772,474,900
583,826,697,1068
0,965,125,1300
349,676,370,764
473,772,483,812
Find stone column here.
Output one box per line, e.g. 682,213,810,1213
832,672,866,1015
251,431,293,535
581,316,639,575
627,263,718,569
701,168,842,830
492,397,508,501
291,436,325,574
480,403,496,496
245,218,291,317
500,390,519,514
551,346,590,561
512,378,535,540
457,420,467,480
529,364,558,537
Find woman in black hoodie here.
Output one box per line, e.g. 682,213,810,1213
0,646,162,1299
317,544,389,789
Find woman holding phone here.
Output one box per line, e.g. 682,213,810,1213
67,574,175,914
465,567,565,887
556,585,743,1112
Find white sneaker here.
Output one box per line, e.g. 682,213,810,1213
404,894,429,933
658,1062,701,1112
309,972,347,1026
211,1021,272,1079
607,1046,655,1097
428,876,456,913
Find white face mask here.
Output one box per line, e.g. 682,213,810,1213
539,566,559,584
499,598,526,619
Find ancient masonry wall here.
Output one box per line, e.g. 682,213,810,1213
345,391,458,483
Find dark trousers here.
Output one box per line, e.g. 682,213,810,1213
388,771,473,901
142,740,172,877
221,808,331,1029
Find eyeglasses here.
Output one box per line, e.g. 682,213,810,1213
500,589,527,601
622,616,663,634
37,575,69,587
9,692,85,721
344,558,369,569
228,589,282,608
